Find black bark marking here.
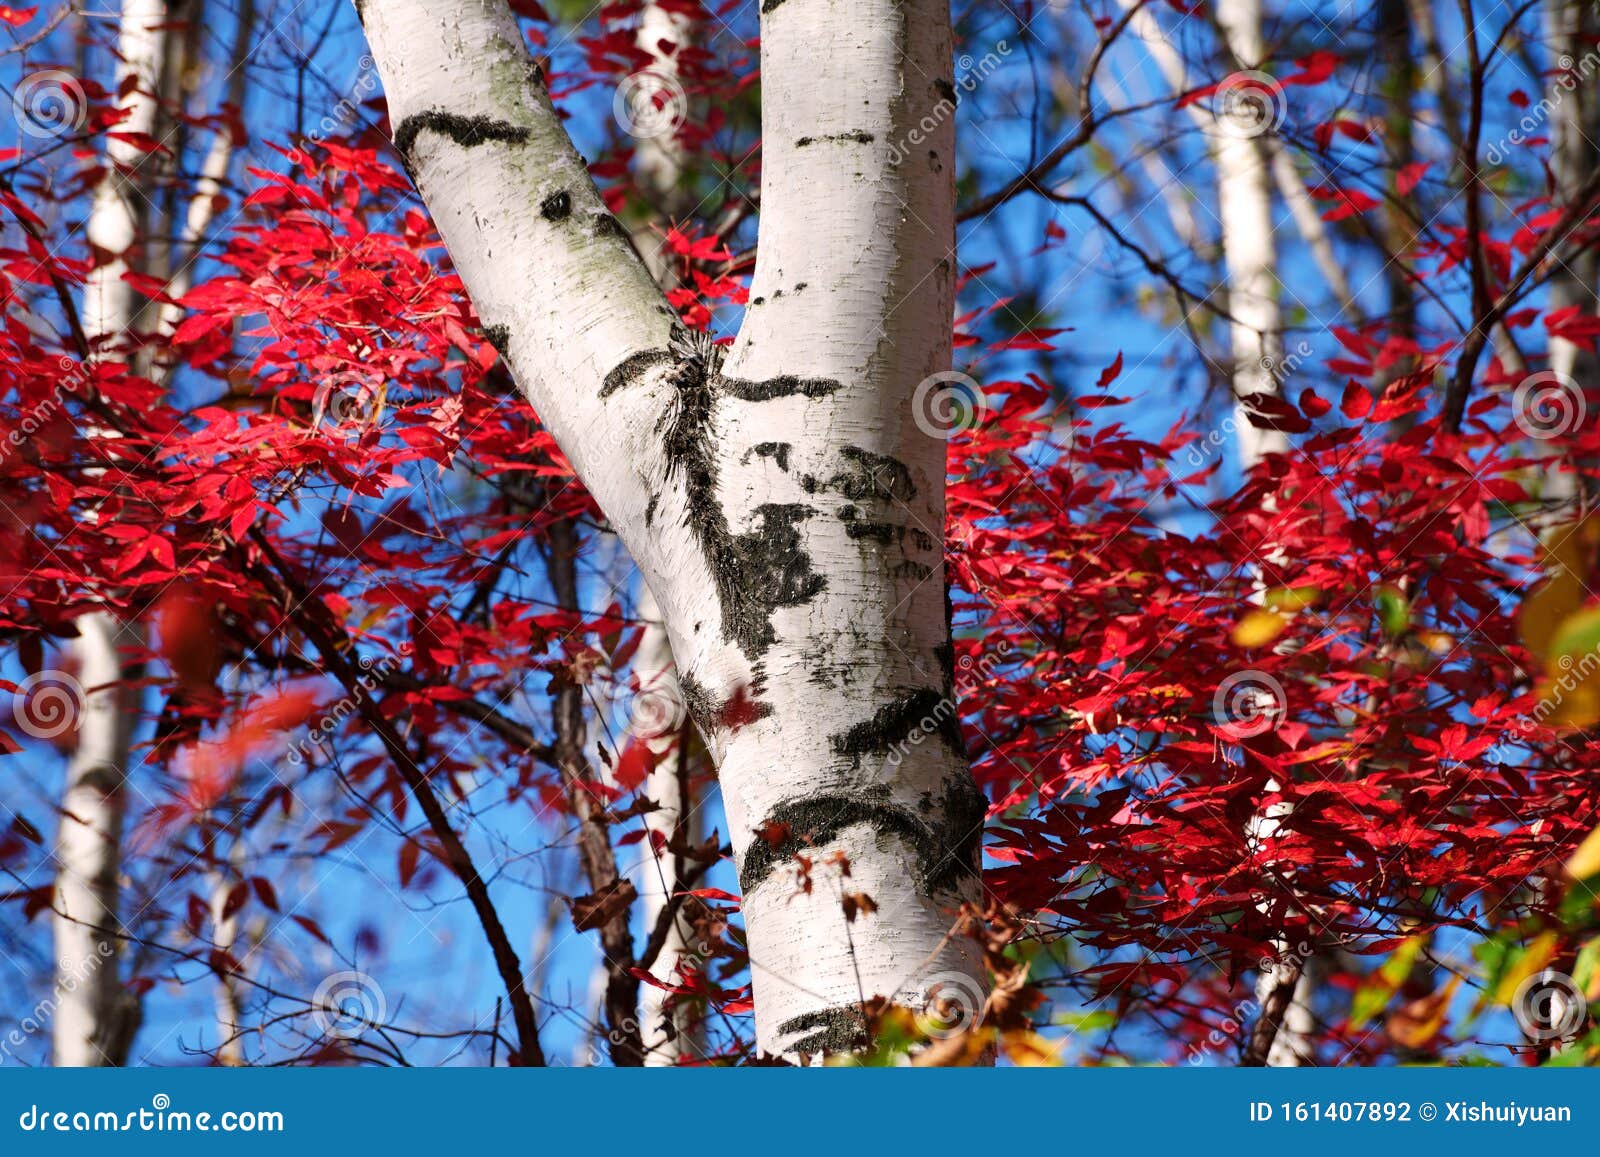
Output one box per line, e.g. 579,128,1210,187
719,374,841,401
836,507,937,552
826,446,915,502
760,0,789,11
794,130,875,147
776,1007,867,1055
750,442,792,471
650,331,828,658
592,213,630,240
540,190,572,220
393,111,530,160
934,79,959,107
483,325,511,356
831,688,963,767
739,784,980,897
676,671,719,735
600,349,674,398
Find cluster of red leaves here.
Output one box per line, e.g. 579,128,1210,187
946,335,1600,1056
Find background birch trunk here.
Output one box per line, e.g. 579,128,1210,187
360,0,986,1059
51,0,169,1067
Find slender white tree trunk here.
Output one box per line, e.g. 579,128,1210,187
1211,0,1286,468
1539,0,1597,517
361,0,984,1059
631,586,695,1064
52,0,167,1067
1212,0,1315,1066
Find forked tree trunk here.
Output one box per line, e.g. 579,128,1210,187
52,0,167,1067
359,0,986,1058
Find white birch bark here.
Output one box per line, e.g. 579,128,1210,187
360,0,985,1059
1536,0,1597,518
51,0,166,1067
1211,0,1286,469
631,586,694,1064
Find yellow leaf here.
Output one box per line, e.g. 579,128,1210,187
1566,825,1600,882
1265,585,1321,612
1416,630,1454,656
1522,516,1600,660
1233,608,1290,648
1386,975,1460,1049
1495,931,1561,1006
1000,1028,1064,1067
1542,677,1600,730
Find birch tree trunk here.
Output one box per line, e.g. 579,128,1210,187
359,0,985,1059
51,0,167,1067
1212,0,1316,1067
1212,0,1286,467
1538,0,1598,517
